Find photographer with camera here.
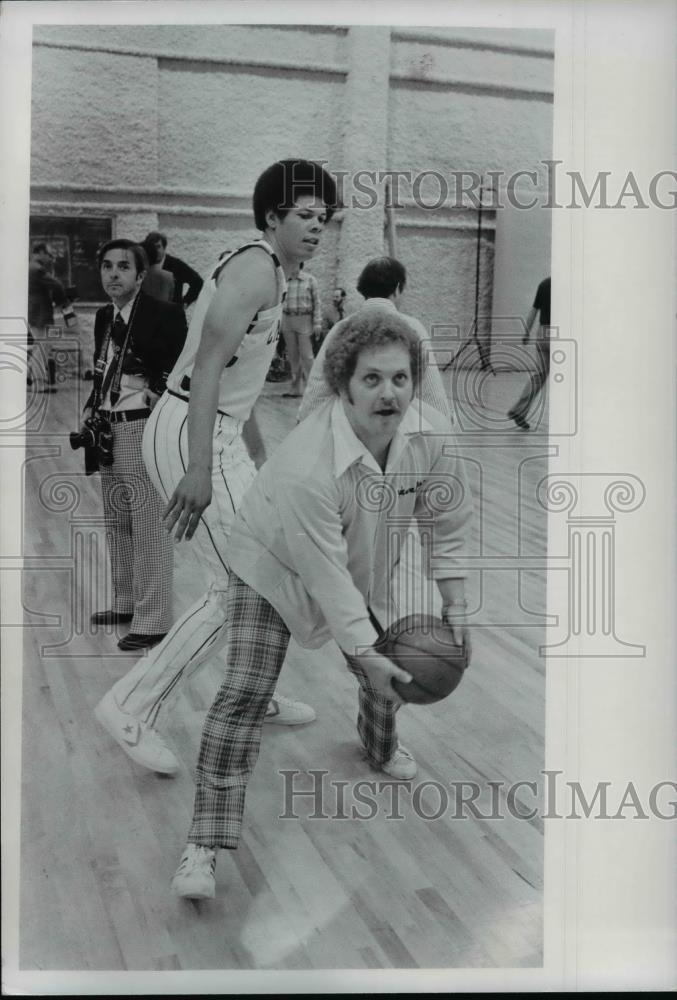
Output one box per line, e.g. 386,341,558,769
77,239,186,651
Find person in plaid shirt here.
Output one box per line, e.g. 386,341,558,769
171,303,473,900
280,265,323,397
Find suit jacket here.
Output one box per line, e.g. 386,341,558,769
28,260,67,328
162,253,204,308
86,290,187,409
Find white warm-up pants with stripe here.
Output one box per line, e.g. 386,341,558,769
109,390,257,727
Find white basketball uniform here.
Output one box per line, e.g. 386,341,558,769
110,240,286,726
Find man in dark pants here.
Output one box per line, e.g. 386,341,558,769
508,275,551,430
27,241,69,391
145,231,203,310
84,239,187,650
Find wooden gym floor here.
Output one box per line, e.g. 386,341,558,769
17,365,548,971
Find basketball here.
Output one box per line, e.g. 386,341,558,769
375,613,469,704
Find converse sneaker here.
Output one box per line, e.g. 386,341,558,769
171,844,217,899
94,690,179,775
264,694,316,726
380,744,417,780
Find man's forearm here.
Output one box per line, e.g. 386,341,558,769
436,577,467,609
184,268,203,305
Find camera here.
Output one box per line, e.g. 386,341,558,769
121,352,147,377
61,288,79,328
61,303,78,328
69,412,114,475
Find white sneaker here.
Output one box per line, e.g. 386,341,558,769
171,844,216,899
264,694,316,726
380,744,417,780
94,690,180,775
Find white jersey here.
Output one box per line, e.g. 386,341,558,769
167,239,286,422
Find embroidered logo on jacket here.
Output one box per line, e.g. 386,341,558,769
397,480,424,496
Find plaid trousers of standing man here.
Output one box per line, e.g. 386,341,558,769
188,572,399,849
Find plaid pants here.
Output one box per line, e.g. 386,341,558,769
189,573,399,849
99,418,173,633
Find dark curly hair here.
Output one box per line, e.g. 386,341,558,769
323,305,424,395
253,159,340,231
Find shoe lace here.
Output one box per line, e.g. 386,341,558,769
177,845,215,876
390,745,414,765
270,694,297,710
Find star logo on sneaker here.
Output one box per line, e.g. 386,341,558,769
122,722,142,747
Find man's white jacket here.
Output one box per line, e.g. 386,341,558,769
228,397,473,655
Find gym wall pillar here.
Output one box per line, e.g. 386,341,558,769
337,26,391,313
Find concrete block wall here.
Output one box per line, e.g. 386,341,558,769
30,24,554,367
31,46,159,187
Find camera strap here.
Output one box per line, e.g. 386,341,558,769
92,296,140,412
90,330,117,415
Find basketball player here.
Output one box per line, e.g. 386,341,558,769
170,304,473,899
94,160,339,775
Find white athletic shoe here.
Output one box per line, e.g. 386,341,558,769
171,844,217,899
94,690,180,775
380,744,417,780
264,694,316,726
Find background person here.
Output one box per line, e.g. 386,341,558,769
141,237,175,302
27,241,70,391
507,275,551,430
85,239,187,652
144,230,204,310
280,265,323,397
315,285,347,355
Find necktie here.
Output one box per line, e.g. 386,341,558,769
111,311,127,347
108,311,127,407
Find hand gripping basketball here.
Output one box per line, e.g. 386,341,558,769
375,613,469,704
